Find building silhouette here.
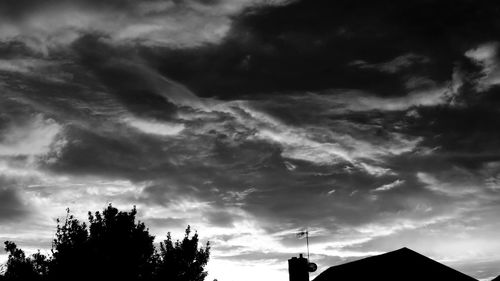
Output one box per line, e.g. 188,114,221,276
288,254,310,281
288,253,318,281
311,247,478,281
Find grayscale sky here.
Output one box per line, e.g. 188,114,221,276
1,1,500,280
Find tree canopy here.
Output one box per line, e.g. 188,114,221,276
1,205,210,281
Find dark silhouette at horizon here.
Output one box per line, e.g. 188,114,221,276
312,247,478,281
0,205,210,281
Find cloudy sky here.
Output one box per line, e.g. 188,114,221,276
1,0,500,280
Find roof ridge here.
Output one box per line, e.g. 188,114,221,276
313,247,478,281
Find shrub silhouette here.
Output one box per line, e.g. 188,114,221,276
157,226,210,281
2,242,49,281
1,205,211,281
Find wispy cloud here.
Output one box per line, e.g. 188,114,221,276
2,1,500,280
465,42,500,91
373,179,405,192
0,114,61,158
125,117,185,136
0,0,288,54
350,53,430,74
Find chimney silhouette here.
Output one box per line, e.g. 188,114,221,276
288,254,309,281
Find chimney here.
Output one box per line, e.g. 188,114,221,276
288,254,309,281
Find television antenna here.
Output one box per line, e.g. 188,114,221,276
296,228,317,273
297,228,310,260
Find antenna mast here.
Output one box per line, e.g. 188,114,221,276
306,229,310,260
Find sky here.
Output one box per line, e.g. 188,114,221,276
1,0,500,280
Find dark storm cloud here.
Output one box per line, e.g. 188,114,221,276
0,42,446,239
398,93,500,170
70,35,182,121
0,31,494,248
3,1,500,279
144,0,500,99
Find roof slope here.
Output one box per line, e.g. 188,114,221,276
313,248,478,281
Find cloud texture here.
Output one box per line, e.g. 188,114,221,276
2,1,500,280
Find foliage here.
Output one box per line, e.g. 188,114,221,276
3,242,49,281
1,205,211,281
85,205,157,281
49,209,89,281
157,226,210,281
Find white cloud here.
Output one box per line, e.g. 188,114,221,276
359,163,394,177
175,97,423,170
223,102,422,167
416,172,482,197
293,88,451,115
337,87,451,111
465,43,498,64
257,128,354,164
125,117,185,136
465,42,500,91
0,58,69,82
0,59,46,73
224,188,258,202
0,0,289,54
373,179,405,192
0,114,61,157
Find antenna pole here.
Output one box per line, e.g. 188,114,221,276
306,229,310,261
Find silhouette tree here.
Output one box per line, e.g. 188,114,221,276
49,208,90,281
1,205,211,281
85,205,156,281
2,242,49,281
156,226,210,281
48,205,157,281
